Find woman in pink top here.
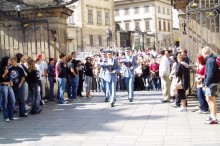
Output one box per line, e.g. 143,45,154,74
195,54,209,113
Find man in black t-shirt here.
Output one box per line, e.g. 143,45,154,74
9,57,27,117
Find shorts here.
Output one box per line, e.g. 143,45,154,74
205,85,217,97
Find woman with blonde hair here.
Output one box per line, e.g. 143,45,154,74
175,54,190,112
26,59,41,114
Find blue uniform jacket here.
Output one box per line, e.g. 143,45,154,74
99,58,107,79
121,56,138,78
104,58,121,83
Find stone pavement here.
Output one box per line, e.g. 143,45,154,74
0,91,220,146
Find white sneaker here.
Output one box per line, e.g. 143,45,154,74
5,119,10,122
25,105,31,111
196,110,209,114
177,107,187,112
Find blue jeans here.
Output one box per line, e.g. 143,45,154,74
48,77,55,100
96,77,101,91
28,83,40,113
0,93,2,110
0,85,15,119
106,80,117,104
67,75,79,99
101,78,107,98
124,77,134,100
13,84,26,115
197,87,209,111
58,78,66,104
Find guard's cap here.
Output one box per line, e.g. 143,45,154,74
106,50,113,54
124,47,132,52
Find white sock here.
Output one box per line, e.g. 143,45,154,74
211,114,217,120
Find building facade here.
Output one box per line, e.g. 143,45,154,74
114,0,173,50
67,0,115,53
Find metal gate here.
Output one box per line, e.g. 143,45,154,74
0,0,52,60
185,0,220,62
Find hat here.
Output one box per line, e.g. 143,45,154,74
37,54,43,59
124,47,132,52
106,50,113,54
100,50,106,54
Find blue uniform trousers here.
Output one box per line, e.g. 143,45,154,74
124,77,134,100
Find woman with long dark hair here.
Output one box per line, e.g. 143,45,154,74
0,57,16,122
84,57,93,97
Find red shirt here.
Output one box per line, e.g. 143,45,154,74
197,65,206,76
150,63,159,72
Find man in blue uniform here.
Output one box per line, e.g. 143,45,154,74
99,50,109,102
120,47,138,102
104,50,121,107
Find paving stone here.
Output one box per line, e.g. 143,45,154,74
0,91,219,146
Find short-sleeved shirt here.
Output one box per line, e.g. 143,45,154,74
150,63,159,72
8,66,25,87
67,62,75,78
0,68,10,83
71,59,78,74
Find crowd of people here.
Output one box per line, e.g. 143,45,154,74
0,46,219,124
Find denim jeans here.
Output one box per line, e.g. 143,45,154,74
58,78,66,104
100,78,107,98
0,93,2,110
124,77,134,100
67,75,79,99
96,77,101,91
106,80,117,104
152,78,158,90
13,84,26,115
48,77,55,100
28,83,40,113
0,85,15,119
197,87,209,111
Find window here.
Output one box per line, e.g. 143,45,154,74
163,21,166,31
68,14,75,24
125,22,130,31
167,8,170,15
98,35,102,46
88,9,93,24
125,8,129,15
163,7,165,14
168,22,170,32
159,20,161,31
145,6,149,13
134,7,139,14
89,35,93,46
146,21,150,30
147,38,151,46
158,6,161,13
97,11,102,24
105,12,110,25
115,10,119,16
135,21,139,30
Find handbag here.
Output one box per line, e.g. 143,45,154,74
175,77,183,90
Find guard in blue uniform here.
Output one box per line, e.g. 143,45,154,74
99,50,109,102
120,47,138,102
104,50,121,107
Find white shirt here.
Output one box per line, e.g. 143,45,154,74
39,61,47,80
159,56,171,77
